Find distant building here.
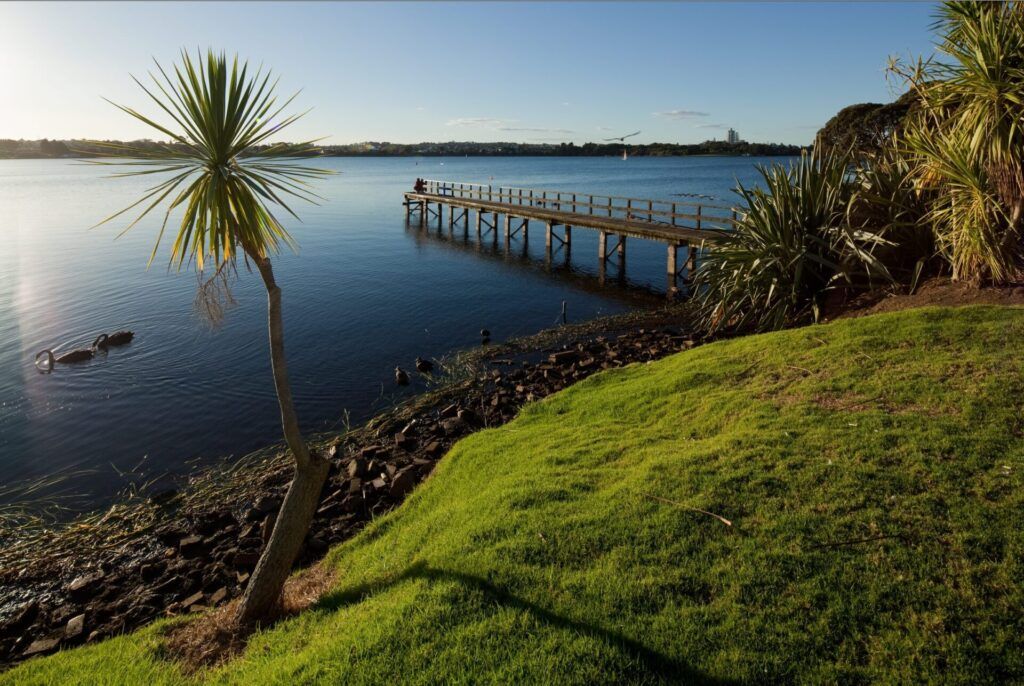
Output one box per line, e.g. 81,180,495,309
727,128,740,144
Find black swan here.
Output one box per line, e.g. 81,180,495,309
94,330,134,348
415,357,434,373
35,346,94,370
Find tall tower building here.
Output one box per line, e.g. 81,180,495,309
727,128,740,144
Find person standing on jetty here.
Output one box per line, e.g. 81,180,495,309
413,177,425,193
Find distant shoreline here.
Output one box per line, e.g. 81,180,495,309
0,153,802,160
0,139,805,160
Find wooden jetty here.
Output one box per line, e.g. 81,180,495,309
403,179,733,295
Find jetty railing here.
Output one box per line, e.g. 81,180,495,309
422,179,737,231
405,179,738,296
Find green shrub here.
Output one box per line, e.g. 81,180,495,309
693,150,891,334
847,140,936,285
893,1,1024,284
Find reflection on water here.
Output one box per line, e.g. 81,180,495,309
0,155,786,513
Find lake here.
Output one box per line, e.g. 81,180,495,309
0,155,788,514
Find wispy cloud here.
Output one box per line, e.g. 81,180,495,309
444,118,573,135
498,126,574,134
445,117,505,127
654,109,710,119
695,123,728,129
596,126,613,131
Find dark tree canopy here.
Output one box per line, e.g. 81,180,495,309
815,91,917,157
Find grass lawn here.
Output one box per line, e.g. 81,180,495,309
5,305,1023,685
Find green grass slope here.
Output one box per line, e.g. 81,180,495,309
6,306,1023,685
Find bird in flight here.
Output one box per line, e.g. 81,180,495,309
602,130,641,142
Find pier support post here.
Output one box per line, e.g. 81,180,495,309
476,210,482,238
617,235,626,261
421,201,428,228
685,243,699,292
598,231,607,262
504,214,512,246
667,243,678,295
545,222,553,257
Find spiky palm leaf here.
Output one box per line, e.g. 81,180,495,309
693,150,892,334
893,1,1024,284
91,49,331,270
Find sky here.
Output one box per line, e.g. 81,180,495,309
0,1,939,146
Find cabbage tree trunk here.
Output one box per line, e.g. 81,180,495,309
236,252,330,625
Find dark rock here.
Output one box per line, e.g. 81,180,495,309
23,635,61,657
260,515,275,544
67,573,104,597
317,501,344,519
2,601,38,636
152,575,183,595
389,469,418,499
456,408,478,425
253,496,282,515
238,536,263,550
424,441,443,457
394,432,410,449
549,350,578,366
155,523,188,546
195,509,236,535
347,457,367,479
233,552,260,570
341,493,364,513
440,418,465,435
139,562,164,582
178,535,204,557
208,587,228,606
439,403,459,418
64,614,85,641
180,591,204,609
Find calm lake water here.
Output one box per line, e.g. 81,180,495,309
0,155,787,514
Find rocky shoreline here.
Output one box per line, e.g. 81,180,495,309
0,307,699,668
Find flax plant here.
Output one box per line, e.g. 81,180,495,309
693,150,891,333
892,1,1024,284
92,49,333,624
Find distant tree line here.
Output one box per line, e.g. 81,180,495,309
1,138,804,159
320,140,804,157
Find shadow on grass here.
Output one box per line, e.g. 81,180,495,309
317,561,737,685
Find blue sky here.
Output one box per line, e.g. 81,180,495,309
1,2,938,145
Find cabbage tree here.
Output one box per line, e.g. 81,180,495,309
95,49,332,624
